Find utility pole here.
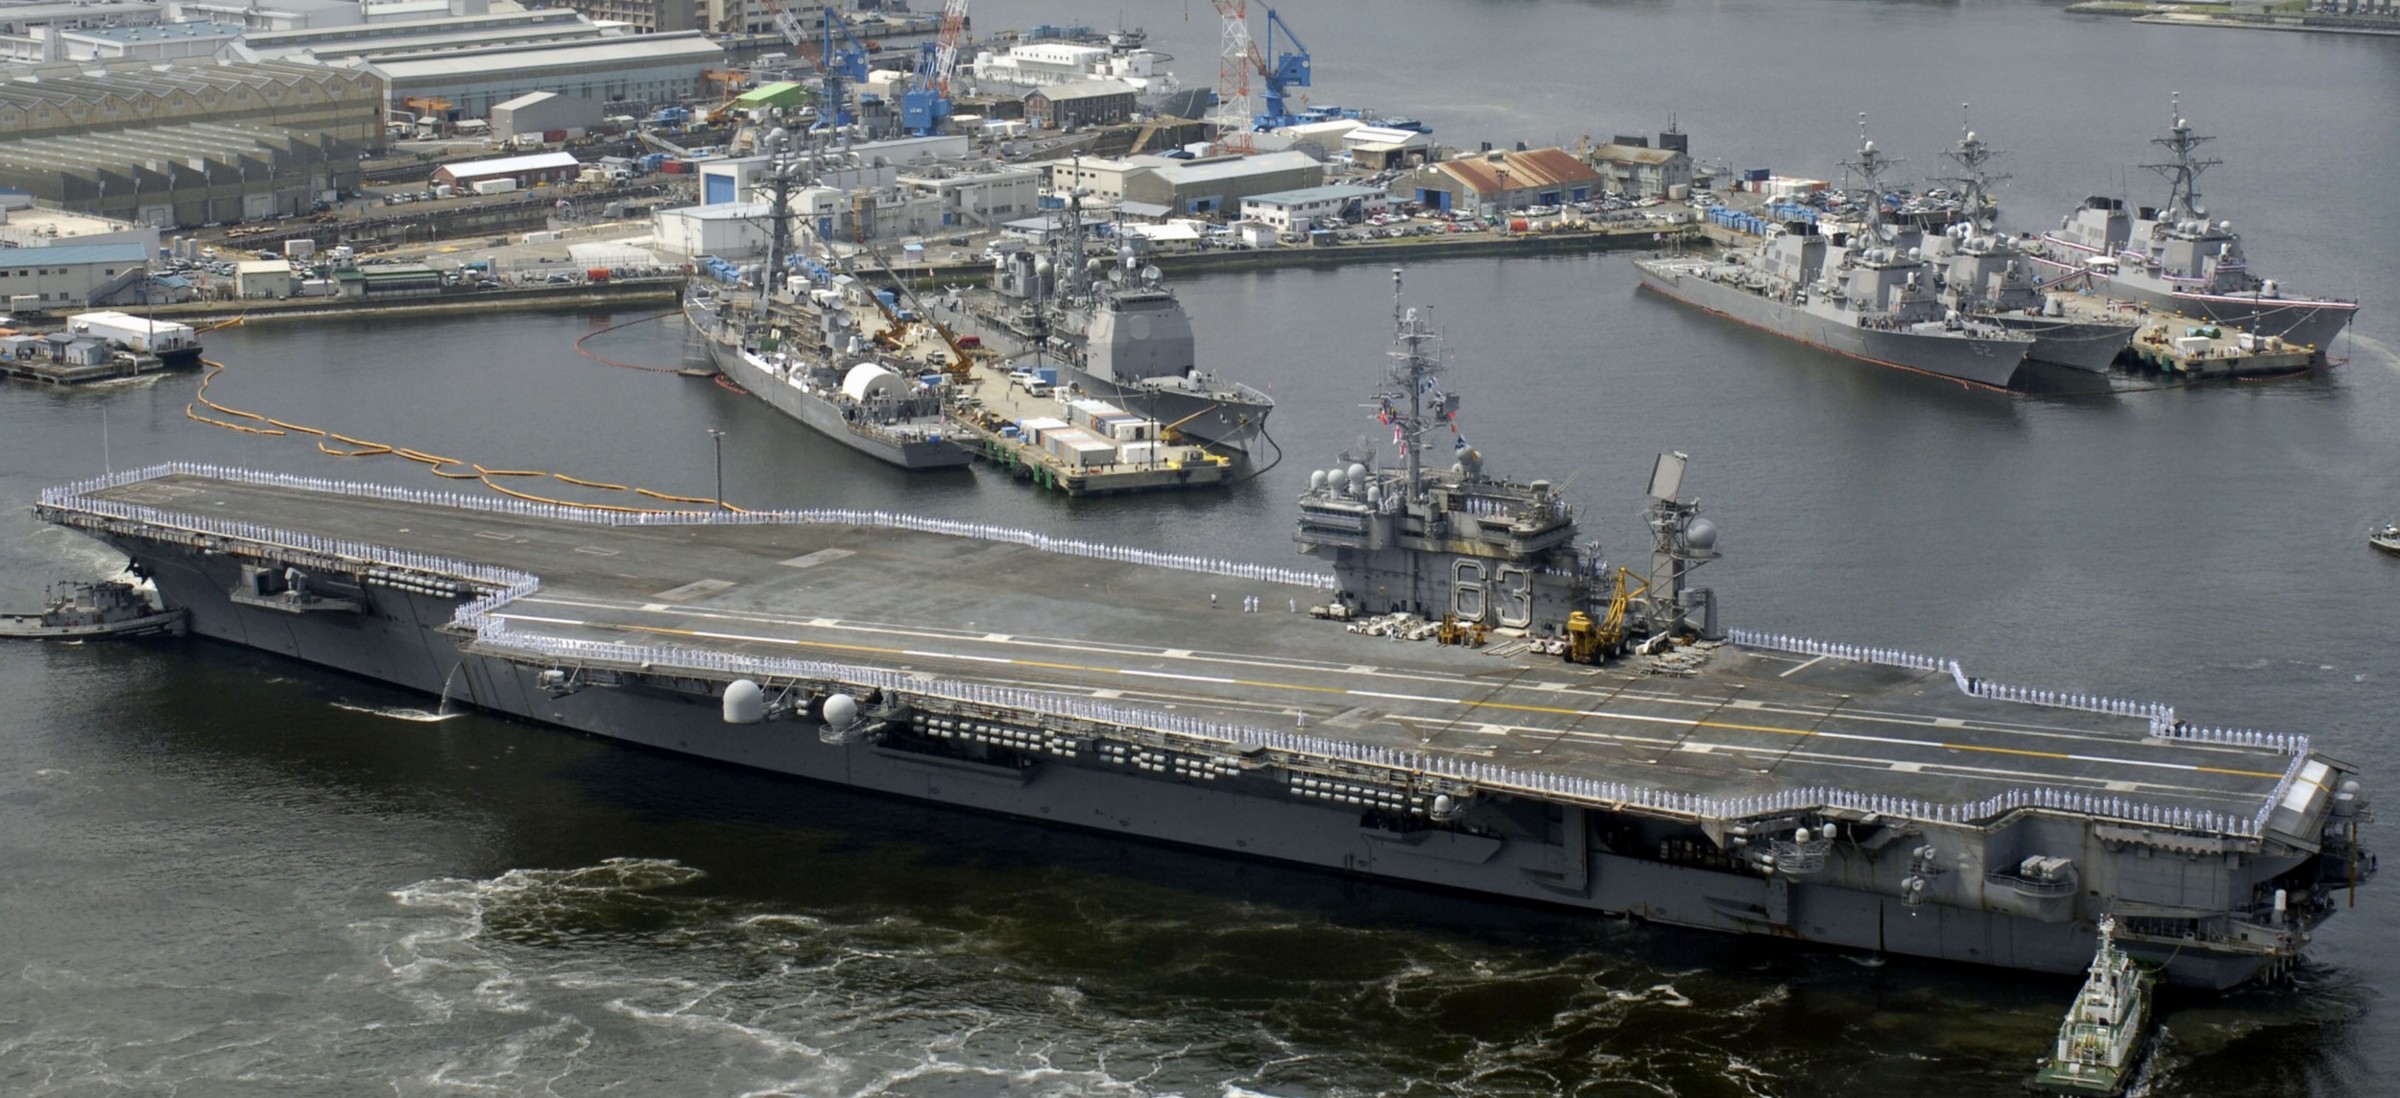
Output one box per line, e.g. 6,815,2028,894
708,426,727,510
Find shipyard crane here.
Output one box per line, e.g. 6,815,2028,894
778,2,870,130
1253,8,1311,130
1207,2,1314,152
930,0,969,97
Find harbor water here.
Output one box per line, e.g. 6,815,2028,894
4,1,2398,1094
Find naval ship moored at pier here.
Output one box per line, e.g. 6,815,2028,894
34,273,2372,988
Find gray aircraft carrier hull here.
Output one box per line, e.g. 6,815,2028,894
49,468,2368,992
1635,261,2029,389
104,543,2270,988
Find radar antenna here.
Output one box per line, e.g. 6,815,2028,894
2142,93,2220,221
1378,268,1452,501
1840,112,1903,240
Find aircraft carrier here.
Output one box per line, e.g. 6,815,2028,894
32,277,2373,988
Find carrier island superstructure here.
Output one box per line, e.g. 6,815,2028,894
32,275,2373,988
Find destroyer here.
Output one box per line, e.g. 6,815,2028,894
1636,124,2035,389
34,274,2372,987
1919,123,2136,373
684,133,971,471
966,193,1274,450
2029,105,2357,360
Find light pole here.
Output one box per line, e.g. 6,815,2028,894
707,427,727,510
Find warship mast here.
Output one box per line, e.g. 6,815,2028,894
2142,95,2219,222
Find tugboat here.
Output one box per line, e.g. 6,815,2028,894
2028,915,2158,1097
0,579,185,640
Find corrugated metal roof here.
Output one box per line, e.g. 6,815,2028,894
1244,183,1386,208
493,91,559,111
1431,147,1602,196
1594,144,1682,166
366,32,721,81
0,243,147,265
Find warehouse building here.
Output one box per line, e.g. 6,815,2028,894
1406,147,1603,214
0,242,150,311
1121,150,1325,216
1343,125,1434,170
489,91,603,141
1023,78,1135,131
233,11,722,119
1239,183,1390,233
0,58,380,226
433,152,582,190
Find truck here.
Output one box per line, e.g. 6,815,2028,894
470,178,519,196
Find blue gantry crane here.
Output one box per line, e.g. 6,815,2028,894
776,2,870,129
1253,8,1311,130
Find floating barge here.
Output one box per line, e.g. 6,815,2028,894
945,364,1235,495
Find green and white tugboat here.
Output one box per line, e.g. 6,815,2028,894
2029,915,2158,1096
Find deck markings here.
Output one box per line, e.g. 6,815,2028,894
588,618,2288,785
1778,655,1826,678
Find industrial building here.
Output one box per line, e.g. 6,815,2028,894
549,0,701,34
433,152,581,189
1590,133,1694,198
0,242,150,310
1343,125,1434,170
1022,78,1136,130
1238,184,1390,233
231,9,722,118
489,91,603,141
1406,147,1603,214
1122,150,1325,216
0,1,166,63
652,201,768,258
0,57,380,226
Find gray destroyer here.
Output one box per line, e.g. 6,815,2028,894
34,273,2373,988
2028,108,2357,360
1918,125,2136,374
685,136,971,471
969,197,1275,450
1636,128,2035,389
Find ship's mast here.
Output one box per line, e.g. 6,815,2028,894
1936,103,2009,227
759,130,800,322
2142,94,2219,222
1839,112,1901,240
1380,268,1447,501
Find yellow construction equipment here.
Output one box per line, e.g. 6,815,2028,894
1565,568,1647,664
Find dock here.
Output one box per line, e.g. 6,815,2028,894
2122,317,2315,378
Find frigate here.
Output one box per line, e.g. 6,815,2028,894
684,133,971,471
965,194,1275,450
1635,125,2036,389
32,272,2373,989
2028,106,2357,360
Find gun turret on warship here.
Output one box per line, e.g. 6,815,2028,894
2029,102,2357,361
33,271,2375,989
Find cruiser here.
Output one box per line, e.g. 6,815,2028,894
33,273,2373,988
968,194,1274,450
684,133,971,471
1636,124,2035,389
2029,106,2356,360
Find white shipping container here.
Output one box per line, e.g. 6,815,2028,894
2174,336,2212,355
284,238,317,259
1117,440,1160,465
1062,439,1115,467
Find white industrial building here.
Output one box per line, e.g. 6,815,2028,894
0,242,151,311
1239,183,1391,232
489,91,602,141
653,202,769,259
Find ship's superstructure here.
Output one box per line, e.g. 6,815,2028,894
30,279,2377,989
972,194,1274,449
2030,106,2356,359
